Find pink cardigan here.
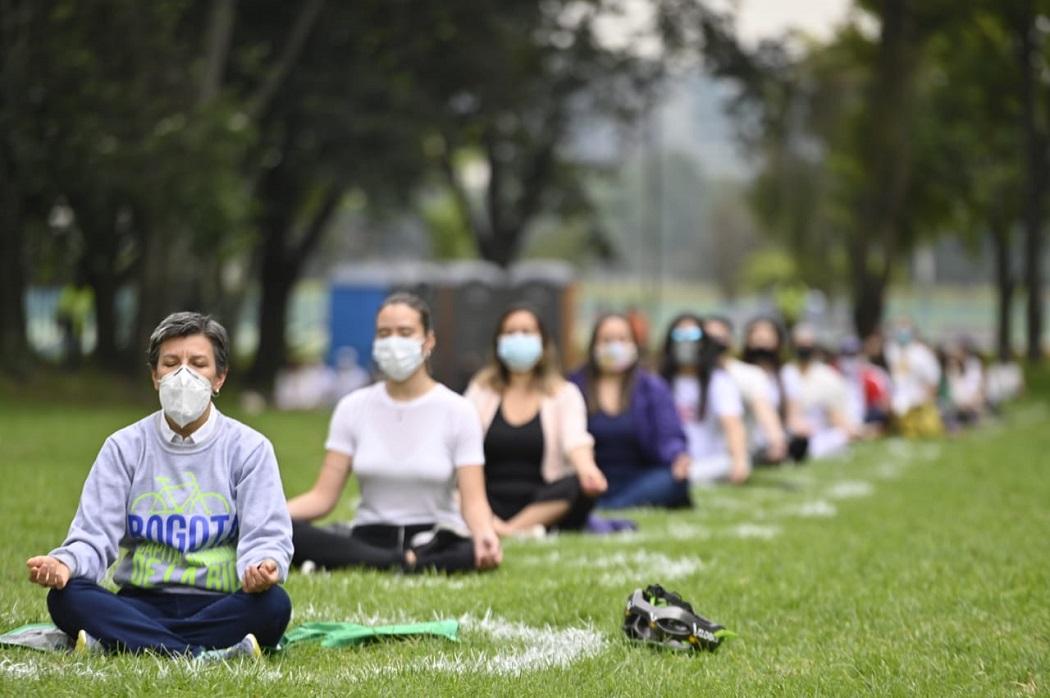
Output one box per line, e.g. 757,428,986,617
463,378,595,483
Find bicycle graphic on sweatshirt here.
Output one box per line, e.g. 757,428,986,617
131,473,231,516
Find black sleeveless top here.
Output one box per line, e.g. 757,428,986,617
483,405,545,520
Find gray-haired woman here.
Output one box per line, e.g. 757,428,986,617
25,312,293,659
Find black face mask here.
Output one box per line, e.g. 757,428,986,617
701,339,728,364
795,346,815,362
743,347,778,365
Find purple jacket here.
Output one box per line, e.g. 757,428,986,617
569,367,688,469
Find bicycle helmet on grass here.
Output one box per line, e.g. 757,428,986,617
623,584,735,652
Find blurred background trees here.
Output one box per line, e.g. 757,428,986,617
2,0,1048,386
693,0,1050,359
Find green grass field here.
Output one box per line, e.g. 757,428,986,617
1,386,1048,696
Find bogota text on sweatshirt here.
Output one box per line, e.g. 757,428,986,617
49,410,293,594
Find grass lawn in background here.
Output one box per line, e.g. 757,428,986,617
0,394,1047,696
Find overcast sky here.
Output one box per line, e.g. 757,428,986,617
731,0,853,44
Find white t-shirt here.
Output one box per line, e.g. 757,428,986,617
885,341,941,415
673,370,744,462
781,362,847,432
758,363,800,413
725,359,772,406
325,382,485,528
948,358,984,409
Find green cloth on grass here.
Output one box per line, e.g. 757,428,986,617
0,623,73,652
1,620,461,653
281,620,459,648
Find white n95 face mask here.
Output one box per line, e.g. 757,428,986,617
373,336,425,382
158,366,213,427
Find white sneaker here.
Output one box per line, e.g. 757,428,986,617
72,629,102,655
510,524,547,540
196,633,262,662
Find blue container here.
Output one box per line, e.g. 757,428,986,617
326,262,439,371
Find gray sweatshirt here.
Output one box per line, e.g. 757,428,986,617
50,410,293,594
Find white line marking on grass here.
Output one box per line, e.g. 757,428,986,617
825,480,874,499
0,658,37,679
517,550,705,586
873,462,905,480
0,657,106,681
667,522,713,540
792,500,838,518
727,523,781,540
424,614,605,677
296,613,607,680
385,575,479,590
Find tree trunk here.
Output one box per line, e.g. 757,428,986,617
1017,0,1045,361
132,219,176,365
0,0,32,371
850,0,918,339
197,0,236,107
0,155,29,369
852,270,887,340
248,259,295,390
87,265,120,368
992,224,1015,361
245,154,344,389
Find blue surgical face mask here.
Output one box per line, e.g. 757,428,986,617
671,325,702,343
670,325,703,366
497,333,544,373
895,328,913,346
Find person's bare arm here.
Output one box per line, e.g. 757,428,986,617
827,406,858,439
567,445,607,496
286,450,352,521
749,395,786,461
721,415,750,484
785,398,810,437
456,465,502,570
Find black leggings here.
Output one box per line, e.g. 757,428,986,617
291,521,476,573
487,475,595,531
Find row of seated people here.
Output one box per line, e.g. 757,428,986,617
25,297,1021,657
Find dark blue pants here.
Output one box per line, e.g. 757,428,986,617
47,578,291,655
598,467,690,509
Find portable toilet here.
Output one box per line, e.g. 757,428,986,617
327,261,438,373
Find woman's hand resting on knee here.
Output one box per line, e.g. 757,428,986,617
242,559,280,593
26,556,71,589
473,530,502,570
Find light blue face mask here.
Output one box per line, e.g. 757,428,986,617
497,333,544,373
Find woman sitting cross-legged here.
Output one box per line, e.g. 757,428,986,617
464,305,607,537
569,313,692,509
26,312,293,659
287,292,502,573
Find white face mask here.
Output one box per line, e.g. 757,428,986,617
373,336,426,382
158,366,213,428
497,333,544,373
595,340,638,373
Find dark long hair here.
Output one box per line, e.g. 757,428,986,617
582,313,639,414
743,316,787,418
660,312,720,420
